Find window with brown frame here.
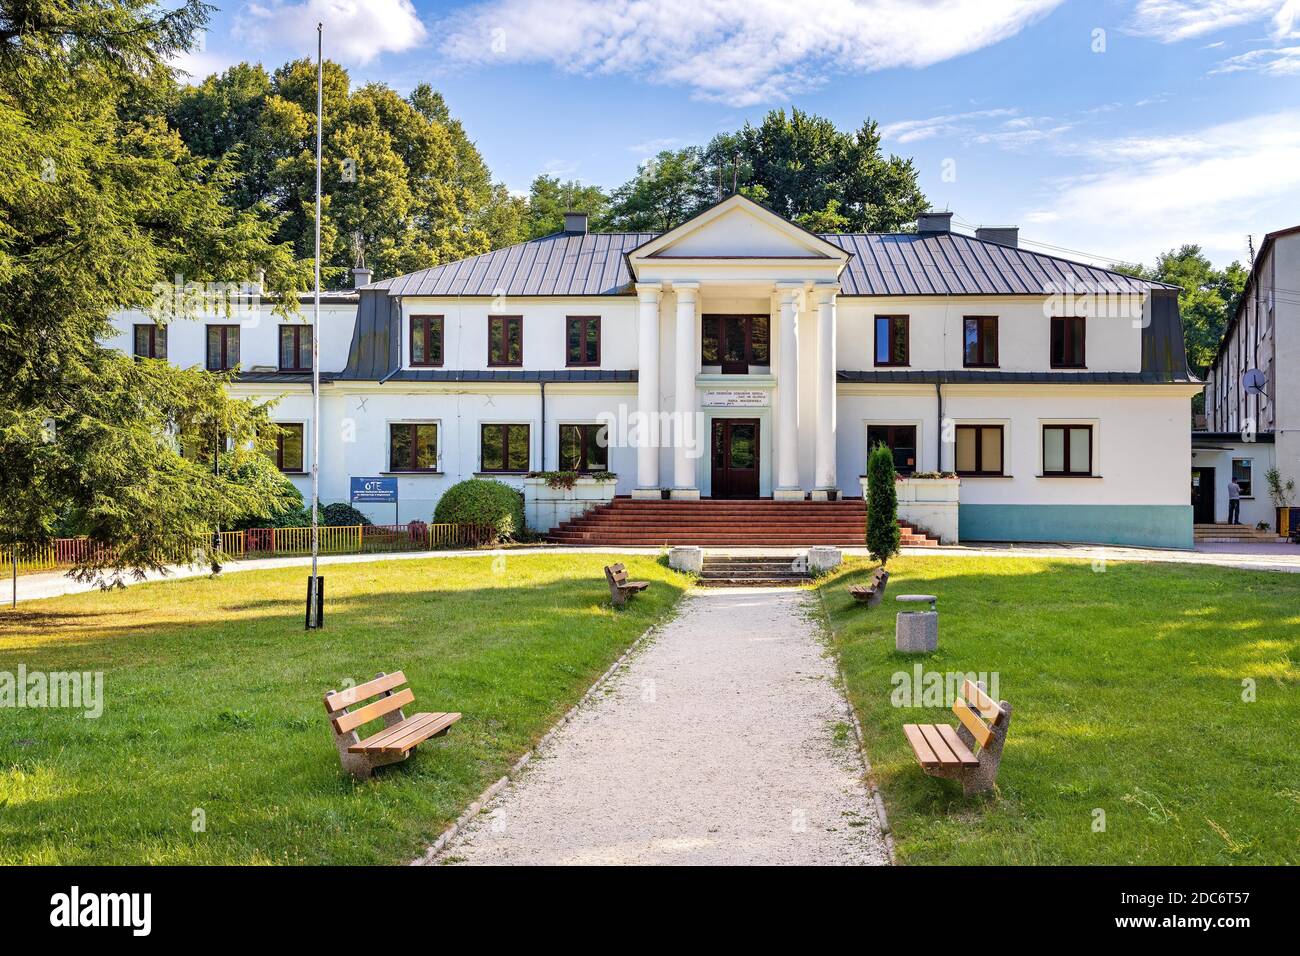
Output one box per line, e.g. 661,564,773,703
955,424,1004,476
701,315,770,373
488,315,523,367
1050,316,1086,368
963,316,998,368
273,423,305,472
867,424,917,474
874,315,909,366
388,423,439,472
206,325,240,371
1042,424,1092,476
566,316,600,367
480,423,530,472
410,315,443,367
133,323,167,360
559,423,608,472
278,325,312,372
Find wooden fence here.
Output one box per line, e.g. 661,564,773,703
2,522,496,572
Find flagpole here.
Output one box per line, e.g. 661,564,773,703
309,22,323,627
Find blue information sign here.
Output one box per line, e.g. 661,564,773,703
350,477,398,504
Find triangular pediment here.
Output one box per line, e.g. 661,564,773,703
628,195,848,262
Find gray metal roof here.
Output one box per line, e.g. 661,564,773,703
364,230,1173,298
366,232,656,297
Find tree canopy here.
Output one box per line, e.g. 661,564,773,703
171,62,524,285
0,0,306,581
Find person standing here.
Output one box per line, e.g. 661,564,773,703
1228,477,1242,525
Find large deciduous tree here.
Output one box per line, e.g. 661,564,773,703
606,108,929,233
172,64,524,283
0,0,310,583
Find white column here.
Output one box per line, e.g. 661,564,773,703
633,282,662,496
774,283,803,499
813,284,839,497
671,282,700,498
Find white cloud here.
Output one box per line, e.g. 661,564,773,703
1021,109,1300,266
436,0,1064,106
1211,43,1300,73
880,108,1071,149
234,0,427,66
1126,0,1298,42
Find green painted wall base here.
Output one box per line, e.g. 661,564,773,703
959,504,1194,550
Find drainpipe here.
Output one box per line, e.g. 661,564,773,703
540,380,547,470
935,383,943,472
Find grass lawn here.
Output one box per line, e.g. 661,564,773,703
0,553,687,864
817,556,1300,865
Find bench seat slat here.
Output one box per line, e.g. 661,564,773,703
918,723,963,767
350,712,461,754
621,581,649,591
333,687,415,734
935,724,980,767
324,671,406,712
903,723,941,768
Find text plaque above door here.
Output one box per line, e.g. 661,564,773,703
701,389,769,408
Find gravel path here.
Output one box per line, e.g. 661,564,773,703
426,587,888,866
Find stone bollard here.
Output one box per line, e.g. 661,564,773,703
895,594,938,653
806,546,842,574
668,546,703,573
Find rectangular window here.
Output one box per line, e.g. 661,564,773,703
963,316,998,368
702,315,769,373
480,423,530,473
1232,458,1253,497
488,315,523,367
410,315,444,367
559,423,609,472
388,423,439,472
867,424,917,475
206,325,240,371
133,323,167,360
566,316,600,367
874,316,909,367
1042,424,1092,476
274,423,304,472
1050,316,1086,368
955,424,1004,476
278,325,312,372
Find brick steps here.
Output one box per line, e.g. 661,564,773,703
698,555,809,588
546,498,941,547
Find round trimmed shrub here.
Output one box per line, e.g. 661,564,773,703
321,502,373,527
433,479,524,541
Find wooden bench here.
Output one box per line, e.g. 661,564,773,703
847,568,890,607
605,563,649,607
323,671,461,780
902,678,1011,795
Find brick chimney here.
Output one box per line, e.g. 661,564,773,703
916,211,953,234
351,265,373,288
563,211,588,235
975,226,1019,248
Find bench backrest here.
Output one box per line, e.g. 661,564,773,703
606,563,629,585
951,678,1005,748
323,671,414,735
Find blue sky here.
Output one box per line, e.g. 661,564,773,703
181,0,1300,268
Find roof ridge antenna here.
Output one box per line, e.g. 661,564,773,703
1247,234,1255,266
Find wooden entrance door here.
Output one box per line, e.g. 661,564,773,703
711,419,760,499
1191,467,1215,524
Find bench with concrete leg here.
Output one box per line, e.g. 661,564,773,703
902,679,1010,795
323,671,461,780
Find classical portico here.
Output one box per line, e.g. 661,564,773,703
625,194,848,500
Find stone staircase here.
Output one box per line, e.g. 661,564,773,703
697,554,810,587
545,498,941,547
1193,523,1286,544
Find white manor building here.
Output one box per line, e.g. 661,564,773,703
109,196,1200,548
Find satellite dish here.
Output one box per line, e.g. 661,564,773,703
1243,368,1267,396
